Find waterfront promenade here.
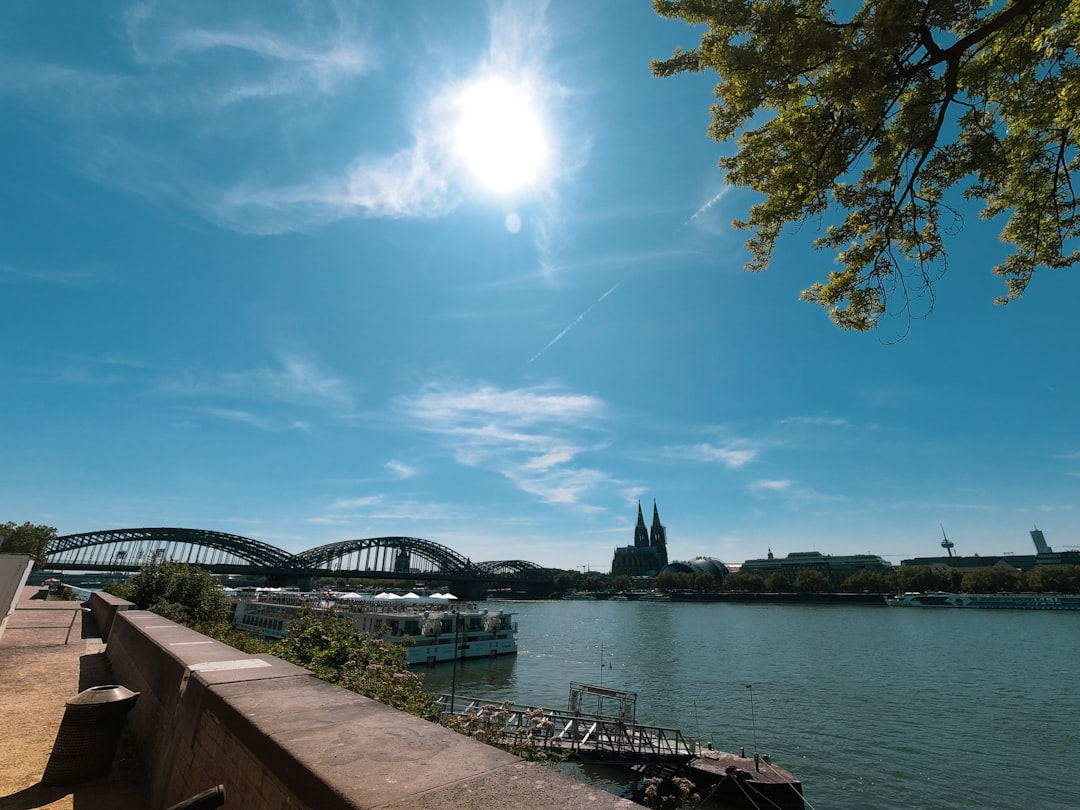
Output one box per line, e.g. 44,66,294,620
2,588,635,810
0,586,149,809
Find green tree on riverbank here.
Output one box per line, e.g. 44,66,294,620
107,560,230,628
0,521,56,569
109,562,437,719
271,607,437,720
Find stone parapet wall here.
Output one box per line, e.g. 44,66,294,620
84,588,130,640
101,606,634,810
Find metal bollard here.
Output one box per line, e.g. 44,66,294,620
40,684,139,786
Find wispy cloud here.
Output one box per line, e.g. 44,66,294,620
312,494,462,526
2,2,569,237
680,442,758,469
160,353,354,416
780,415,850,428
399,381,611,508
0,263,99,286
384,460,417,480
121,1,374,107
750,479,794,493
187,406,310,433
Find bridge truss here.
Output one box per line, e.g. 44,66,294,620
45,528,558,586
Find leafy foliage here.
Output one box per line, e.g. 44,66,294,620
641,774,701,809
111,564,436,720
653,0,1079,330
1026,563,1080,592
443,701,559,761
764,572,793,592
894,563,1080,593
269,606,438,720
721,571,766,592
654,570,721,592
842,569,898,593
106,560,230,629
793,569,831,593
0,521,57,569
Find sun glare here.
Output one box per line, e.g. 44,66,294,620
454,78,548,193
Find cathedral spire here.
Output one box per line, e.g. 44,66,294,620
634,501,649,547
649,500,667,549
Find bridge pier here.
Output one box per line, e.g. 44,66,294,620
448,580,491,601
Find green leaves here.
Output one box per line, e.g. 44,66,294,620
271,608,438,720
653,0,1079,329
114,560,231,628
0,521,57,569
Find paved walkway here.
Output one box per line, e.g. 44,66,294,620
0,587,149,810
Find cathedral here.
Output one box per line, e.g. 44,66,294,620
611,501,669,577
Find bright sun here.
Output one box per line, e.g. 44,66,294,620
454,78,548,193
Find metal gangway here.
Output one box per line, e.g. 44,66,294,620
438,683,699,762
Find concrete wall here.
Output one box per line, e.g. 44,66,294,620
99,601,634,810
85,588,130,640
0,553,34,642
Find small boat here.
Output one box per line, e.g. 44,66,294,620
231,591,518,664
635,591,671,602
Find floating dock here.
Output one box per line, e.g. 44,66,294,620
677,749,803,809
438,682,803,808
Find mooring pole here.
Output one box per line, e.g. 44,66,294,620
450,611,461,714
745,683,759,771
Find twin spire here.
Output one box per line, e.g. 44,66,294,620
634,500,667,549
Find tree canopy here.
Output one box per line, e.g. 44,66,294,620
0,522,57,569
271,607,437,720
652,0,1079,330
107,560,230,628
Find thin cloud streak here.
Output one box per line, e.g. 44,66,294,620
530,283,620,363
686,186,731,225
159,353,354,415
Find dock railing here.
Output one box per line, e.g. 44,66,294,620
438,695,698,762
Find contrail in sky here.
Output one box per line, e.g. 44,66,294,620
529,282,620,363
686,187,730,225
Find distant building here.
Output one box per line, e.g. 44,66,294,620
611,501,669,577
659,557,730,584
900,528,1080,573
742,549,892,588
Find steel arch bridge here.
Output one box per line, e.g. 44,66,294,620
45,528,560,596
296,537,475,576
47,527,297,571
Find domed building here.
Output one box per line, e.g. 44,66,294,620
660,557,730,580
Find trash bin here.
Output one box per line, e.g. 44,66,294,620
40,684,139,786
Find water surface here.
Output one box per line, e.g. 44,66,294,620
419,599,1080,809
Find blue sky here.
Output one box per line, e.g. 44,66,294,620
2,1,1078,571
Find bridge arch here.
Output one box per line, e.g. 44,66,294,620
295,537,475,576
475,560,550,577
48,527,298,570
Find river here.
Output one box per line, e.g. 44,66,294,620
418,599,1079,809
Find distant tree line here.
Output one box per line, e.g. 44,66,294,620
552,563,1080,596
669,565,1080,595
